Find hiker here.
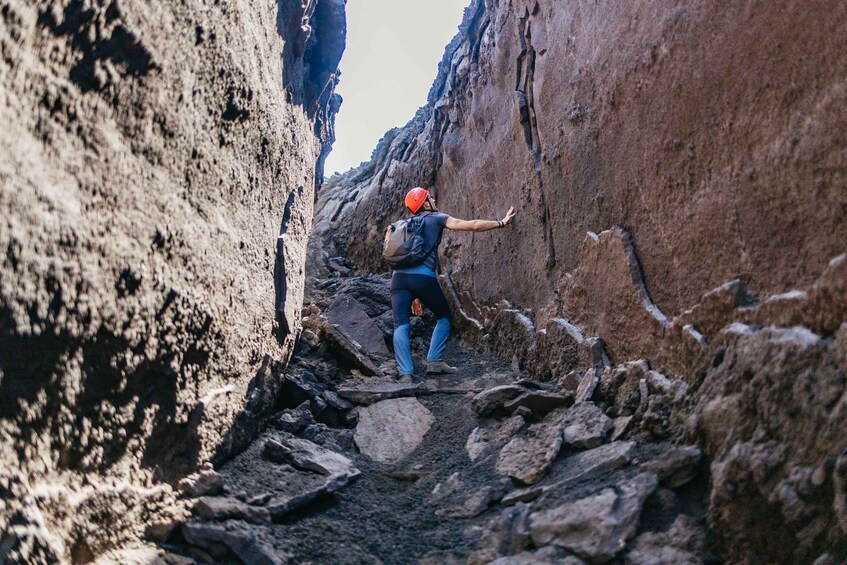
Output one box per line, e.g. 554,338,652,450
386,187,516,382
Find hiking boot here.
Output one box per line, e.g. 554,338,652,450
426,361,458,375
397,374,415,384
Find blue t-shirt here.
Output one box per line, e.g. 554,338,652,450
395,211,449,277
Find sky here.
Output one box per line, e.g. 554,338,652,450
324,0,471,177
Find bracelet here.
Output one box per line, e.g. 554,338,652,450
497,220,504,228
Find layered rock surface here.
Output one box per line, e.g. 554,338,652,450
314,1,847,562
0,0,344,560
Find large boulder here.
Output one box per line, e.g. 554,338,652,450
354,398,434,463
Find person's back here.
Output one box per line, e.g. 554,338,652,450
388,187,515,381
393,211,449,276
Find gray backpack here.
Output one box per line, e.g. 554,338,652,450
382,212,434,267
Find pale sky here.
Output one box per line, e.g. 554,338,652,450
324,0,470,177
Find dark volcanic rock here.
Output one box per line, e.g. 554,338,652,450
496,418,564,484
691,323,847,563
472,385,531,417
0,0,345,556
261,437,359,478
193,497,271,525
325,294,391,361
182,521,289,564
642,446,702,488
504,390,573,418
312,6,847,558
317,318,386,376
529,473,658,562
337,379,426,405
315,0,847,379
561,403,613,450
264,472,357,520
269,402,315,434
299,424,355,453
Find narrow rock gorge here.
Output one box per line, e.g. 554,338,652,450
313,0,847,563
1,0,846,563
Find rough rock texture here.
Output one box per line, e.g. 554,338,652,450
354,397,434,463
0,0,344,559
529,473,658,562
688,323,847,563
313,1,846,561
317,0,846,342
496,418,563,485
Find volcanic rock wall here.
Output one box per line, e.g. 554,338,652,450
315,0,847,562
0,0,344,560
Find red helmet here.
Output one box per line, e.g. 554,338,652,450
405,187,429,214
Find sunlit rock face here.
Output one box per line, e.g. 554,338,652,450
0,0,344,559
315,1,847,561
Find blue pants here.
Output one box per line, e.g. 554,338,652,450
390,272,452,376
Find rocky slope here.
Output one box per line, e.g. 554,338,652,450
315,0,847,562
0,0,344,560
161,254,714,564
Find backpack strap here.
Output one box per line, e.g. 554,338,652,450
417,212,442,273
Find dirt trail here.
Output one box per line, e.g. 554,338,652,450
268,345,512,563
164,269,714,564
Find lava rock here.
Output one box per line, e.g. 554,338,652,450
325,294,391,361
642,445,702,488
337,379,426,405
501,487,543,506
354,398,434,463
504,390,573,418
300,423,355,452
182,521,289,564
320,319,385,376
624,514,708,565
561,403,613,449
529,473,659,562
269,401,315,433
265,473,356,520
551,441,636,489
470,504,534,564
322,390,354,412
490,547,585,564
261,437,359,478
179,469,224,497
611,415,634,441
574,369,599,403
279,370,325,407
193,496,270,524
437,485,507,519
496,420,564,484
337,275,393,317
472,385,530,417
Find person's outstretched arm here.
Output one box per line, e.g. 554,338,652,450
445,206,516,232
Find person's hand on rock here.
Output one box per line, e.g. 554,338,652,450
502,206,516,226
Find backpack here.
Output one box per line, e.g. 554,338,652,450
382,212,435,267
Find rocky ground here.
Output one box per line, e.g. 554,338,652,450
131,256,717,564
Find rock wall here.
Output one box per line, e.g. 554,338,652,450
315,0,846,562
0,0,344,560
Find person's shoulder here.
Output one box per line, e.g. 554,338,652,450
432,212,450,225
